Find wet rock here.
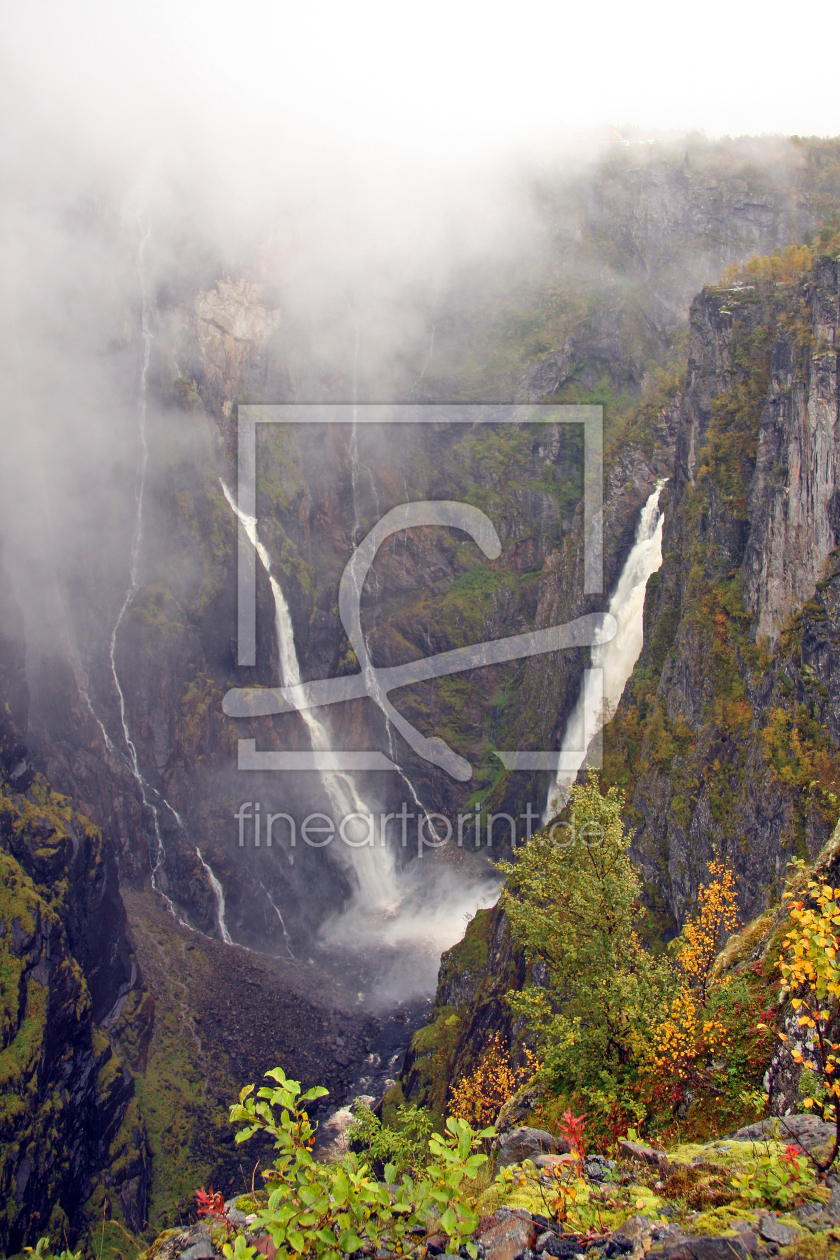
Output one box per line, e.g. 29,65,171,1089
617,1139,671,1174
757,1215,799,1247
478,1214,538,1260
497,1127,569,1167
604,1236,634,1258
538,1236,584,1259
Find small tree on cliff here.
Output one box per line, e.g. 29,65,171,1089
498,771,670,1113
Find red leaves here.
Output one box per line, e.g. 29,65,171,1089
196,1186,232,1232
559,1108,587,1157
781,1142,804,1166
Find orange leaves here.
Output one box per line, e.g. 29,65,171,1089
640,984,732,1088
448,1033,538,1127
679,859,740,1002
775,876,840,1168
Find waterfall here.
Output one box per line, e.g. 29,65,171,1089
105,224,184,921
219,480,400,912
543,480,667,821
260,880,294,957
196,847,233,944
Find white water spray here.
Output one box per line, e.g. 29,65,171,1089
219,479,500,1002
543,480,667,820
196,847,233,944
220,479,400,912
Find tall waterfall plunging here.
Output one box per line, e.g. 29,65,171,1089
219,480,401,913
543,480,667,820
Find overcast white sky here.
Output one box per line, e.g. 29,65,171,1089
4,0,839,174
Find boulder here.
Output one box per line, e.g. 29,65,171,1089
646,1237,753,1260
617,1138,671,1174
732,1114,837,1148
477,1214,539,1260
757,1215,799,1247
179,1242,215,1260
496,1126,569,1167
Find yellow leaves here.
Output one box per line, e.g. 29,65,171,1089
448,1033,538,1127
775,878,840,1169
643,982,732,1084
679,859,740,1001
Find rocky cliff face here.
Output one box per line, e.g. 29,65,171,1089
601,251,840,931
11,140,840,1238
0,542,152,1253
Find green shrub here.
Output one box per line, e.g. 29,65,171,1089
225,1067,492,1260
345,1098,434,1177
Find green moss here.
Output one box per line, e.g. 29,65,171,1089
689,1204,763,1235
779,1233,840,1260
404,1007,464,1122
441,909,492,983
234,1192,267,1212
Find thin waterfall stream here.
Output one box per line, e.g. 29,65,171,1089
106,225,186,923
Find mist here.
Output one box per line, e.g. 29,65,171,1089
3,0,840,998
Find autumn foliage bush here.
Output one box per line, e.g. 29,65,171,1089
449,1033,538,1126
773,878,840,1171
499,772,769,1139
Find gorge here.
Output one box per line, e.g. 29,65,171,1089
4,134,840,1254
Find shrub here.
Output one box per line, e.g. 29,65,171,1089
226,1067,492,1260
448,1032,538,1127
346,1099,433,1177
731,1138,825,1209
498,771,672,1123
773,879,840,1171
